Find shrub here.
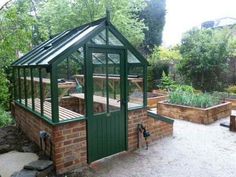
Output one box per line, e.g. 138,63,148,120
0,70,9,109
0,107,13,128
157,71,176,91
168,90,221,108
212,91,236,100
226,85,236,94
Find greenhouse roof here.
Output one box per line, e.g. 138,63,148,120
11,17,148,67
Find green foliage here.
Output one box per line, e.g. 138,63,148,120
149,46,182,64
169,90,221,108
38,0,147,47
0,0,35,68
0,107,12,128
158,72,175,91
174,85,195,93
225,85,236,94
178,28,231,91
140,0,166,53
0,70,10,109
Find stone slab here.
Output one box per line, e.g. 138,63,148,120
24,160,53,171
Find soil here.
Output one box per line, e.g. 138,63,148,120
131,92,162,99
0,125,39,154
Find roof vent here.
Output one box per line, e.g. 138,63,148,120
44,43,52,50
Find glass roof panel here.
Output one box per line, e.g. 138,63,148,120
39,25,98,65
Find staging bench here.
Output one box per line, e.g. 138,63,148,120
70,93,140,108
21,98,82,121
22,77,76,100
73,74,143,93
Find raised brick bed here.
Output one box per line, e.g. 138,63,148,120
157,101,232,124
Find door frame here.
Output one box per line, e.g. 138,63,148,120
85,44,128,163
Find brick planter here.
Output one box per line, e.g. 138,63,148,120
157,101,232,124
225,98,236,109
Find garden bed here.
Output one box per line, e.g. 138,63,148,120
225,98,236,109
157,101,232,124
130,92,168,108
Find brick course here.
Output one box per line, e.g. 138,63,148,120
128,109,173,151
13,103,87,174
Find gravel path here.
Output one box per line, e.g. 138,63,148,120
86,117,236,177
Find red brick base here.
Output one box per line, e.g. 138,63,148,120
128,109,173,151
12,103,173,174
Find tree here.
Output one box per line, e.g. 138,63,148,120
140,0,166,54
178,28,231,91
0,0,35,68
38,0,147,47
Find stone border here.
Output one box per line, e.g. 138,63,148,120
157,101,232,124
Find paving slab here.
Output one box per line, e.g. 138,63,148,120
24,160,53,171
0,151,38,177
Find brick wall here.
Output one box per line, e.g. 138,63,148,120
13,103,173,174
13,103,87,174
128,109,173,151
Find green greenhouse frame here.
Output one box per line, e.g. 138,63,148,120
11,16,148,126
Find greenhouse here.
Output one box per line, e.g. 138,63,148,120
11,17,148,124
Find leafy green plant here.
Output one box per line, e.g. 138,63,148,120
168,90,221,108
157,71,176,91
0,107,13,128
174,85,195,93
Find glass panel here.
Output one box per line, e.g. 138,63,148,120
128,50,140,63
92,52,107,114
108,53,121,112
15,69,20,102
108,31,123,46
41,68,51,118
19,69,25,105
32,68,41,114
128,54,144,108
25,68,32,109
57,47,85,120
90,30,106,45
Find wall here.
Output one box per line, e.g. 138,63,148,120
128,109,173,151
13,103,173,174
13,103,87,174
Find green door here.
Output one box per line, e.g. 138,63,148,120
87,47,127,163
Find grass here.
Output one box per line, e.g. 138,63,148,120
168,90,221,108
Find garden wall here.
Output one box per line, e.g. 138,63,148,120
128,109,173,150
157,101,232,124
12,103,87,174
